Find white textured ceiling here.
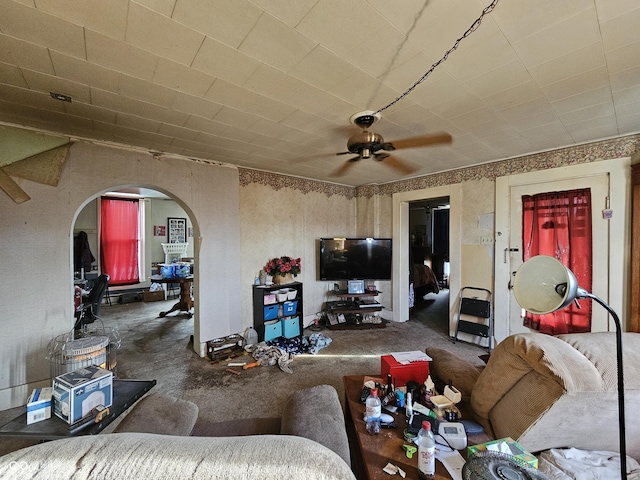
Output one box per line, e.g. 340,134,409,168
0,0,639,186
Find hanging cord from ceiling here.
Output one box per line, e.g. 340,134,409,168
373,0,500,115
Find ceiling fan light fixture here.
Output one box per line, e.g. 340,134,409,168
361,148,372,159
349,111,381,128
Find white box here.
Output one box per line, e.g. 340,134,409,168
26,387,52,425
53,365,113,424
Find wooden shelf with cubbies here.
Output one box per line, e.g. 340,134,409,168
252,282,303,342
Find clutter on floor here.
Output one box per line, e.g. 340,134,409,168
537,448,640,480
243,333,333,374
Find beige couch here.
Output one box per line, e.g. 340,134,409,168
0,385,355,480
428,332,640,460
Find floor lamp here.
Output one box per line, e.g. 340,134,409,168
513,255,626,479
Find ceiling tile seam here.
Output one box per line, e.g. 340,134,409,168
504,3,599,54
590,2,619,134
185,33,208,71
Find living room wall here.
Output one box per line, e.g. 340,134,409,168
238,171,359,327
0,139,241,409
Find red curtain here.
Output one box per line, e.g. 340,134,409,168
101,197,139,285
522,188,592,334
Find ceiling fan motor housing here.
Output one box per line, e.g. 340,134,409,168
347,131,385,158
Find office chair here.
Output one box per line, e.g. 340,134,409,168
74,274,110,332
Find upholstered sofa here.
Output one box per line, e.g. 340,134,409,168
428,332,640,460
0,385,355,480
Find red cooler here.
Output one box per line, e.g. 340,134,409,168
381,355,430,388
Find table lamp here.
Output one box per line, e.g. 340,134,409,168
513,255,627,479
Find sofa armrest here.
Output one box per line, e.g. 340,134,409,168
471,333,603,426
280,384,350,467
426,347,483,401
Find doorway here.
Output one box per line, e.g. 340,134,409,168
392,184,461,332
494,159,629,342
72,187,196,329
409,197,450,332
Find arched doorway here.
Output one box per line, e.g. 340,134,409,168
71,185,198,346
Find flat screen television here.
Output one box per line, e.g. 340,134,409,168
319,238,392,280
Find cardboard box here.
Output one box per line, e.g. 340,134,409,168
381,355,430,388
53,366,113,424
467,437,538,469
143,289,165,302
26,387,52,424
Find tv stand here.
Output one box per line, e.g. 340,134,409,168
325,290,385,330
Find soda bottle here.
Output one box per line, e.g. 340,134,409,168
417,420,435,479
365,388,381,435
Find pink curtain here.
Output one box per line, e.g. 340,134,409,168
522,188,592,334
101,198,139,285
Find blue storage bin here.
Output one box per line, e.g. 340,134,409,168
281,316,300,339
283,300,298,315
263,305,278,321
264,320,282,342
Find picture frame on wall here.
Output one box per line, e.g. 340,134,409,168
168,217,186,243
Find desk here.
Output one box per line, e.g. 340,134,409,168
150,274,194,317
0,379,156,440
343,375,490,480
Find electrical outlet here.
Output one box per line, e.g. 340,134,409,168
481,236,493,245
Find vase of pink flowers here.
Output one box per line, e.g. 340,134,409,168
264,256,301,285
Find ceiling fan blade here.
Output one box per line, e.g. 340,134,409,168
331,157,360,177
0,168,31,203
382,155,417,175
384,132,452,150
336,151,351,156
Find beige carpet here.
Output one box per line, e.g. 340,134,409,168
0,288,487,455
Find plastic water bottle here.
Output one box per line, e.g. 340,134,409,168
417,420,436,479
244,326,258,346
365,388,382,435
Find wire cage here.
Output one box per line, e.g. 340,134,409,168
47,325,121,378
161,242,189,264
47,333,109,378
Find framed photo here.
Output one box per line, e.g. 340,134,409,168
168,217,186,243
347,279,365,294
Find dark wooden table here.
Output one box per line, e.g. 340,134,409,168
343,375,489,480
0,379,156,440
150,274,194,317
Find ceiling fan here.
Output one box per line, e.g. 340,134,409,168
332,111,452,177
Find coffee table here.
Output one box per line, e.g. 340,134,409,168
343,375,490,480
0,379,156,440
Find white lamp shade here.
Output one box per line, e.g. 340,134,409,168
513,255,580,314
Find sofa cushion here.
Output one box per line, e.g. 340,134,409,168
0,432,356,480
113,393,198,436
280,384,350,467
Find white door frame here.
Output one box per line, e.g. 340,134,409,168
494,158,631,340
393,184,462,329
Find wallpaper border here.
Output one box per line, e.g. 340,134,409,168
239,133,640,199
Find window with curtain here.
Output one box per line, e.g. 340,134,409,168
101,197,140,285
522,188,592,334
